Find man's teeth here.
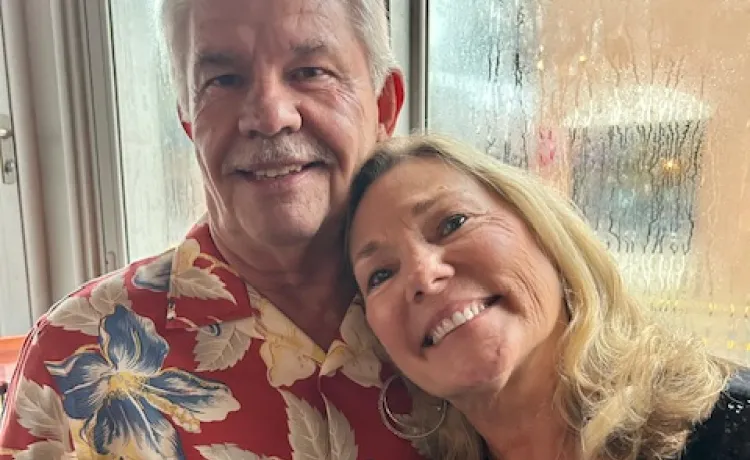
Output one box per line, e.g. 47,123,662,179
430,303,486,345
252,165,303,179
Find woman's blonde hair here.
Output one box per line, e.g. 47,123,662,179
347,134,734,460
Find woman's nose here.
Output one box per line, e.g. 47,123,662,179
404,246,454,304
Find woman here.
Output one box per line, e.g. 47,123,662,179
346,134,750,460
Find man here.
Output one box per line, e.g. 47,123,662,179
0,0,419,458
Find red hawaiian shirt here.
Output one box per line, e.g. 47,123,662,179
0,221,423,460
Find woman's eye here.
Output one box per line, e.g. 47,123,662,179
438,214,467,238
366,269,393,292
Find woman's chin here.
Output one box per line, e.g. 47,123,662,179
423,352,517,401
396,316,525,400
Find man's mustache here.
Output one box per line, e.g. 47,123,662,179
222,136,337,174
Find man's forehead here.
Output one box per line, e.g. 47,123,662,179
189,0,345,28
187,0,349,52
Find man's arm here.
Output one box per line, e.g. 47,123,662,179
0,324,74,459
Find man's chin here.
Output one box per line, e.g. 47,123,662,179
237,211,330,246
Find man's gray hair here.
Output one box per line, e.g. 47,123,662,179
157,0,396,111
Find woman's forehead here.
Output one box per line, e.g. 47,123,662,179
349,158,497,240
362,157,475,201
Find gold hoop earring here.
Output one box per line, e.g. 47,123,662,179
378,374,448,440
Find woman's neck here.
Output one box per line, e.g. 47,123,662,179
481,413,576,460
451,334,578,460
457,386,576,460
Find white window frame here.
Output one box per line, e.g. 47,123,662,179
388,0,427,134
80,0,126,275
75,0,127,273
2,0,52,323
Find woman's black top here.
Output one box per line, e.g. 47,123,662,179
682,368,750,459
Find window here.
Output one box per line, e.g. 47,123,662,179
0,13,31,336
110,1,204,262
571,121,705,297
425,0,750,364
427,0,537,168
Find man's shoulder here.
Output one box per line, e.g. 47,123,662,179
41,248,177,340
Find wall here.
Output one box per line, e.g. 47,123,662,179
23,0,78,302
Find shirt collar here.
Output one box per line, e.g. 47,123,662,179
165,220,256,330
161,219,387,382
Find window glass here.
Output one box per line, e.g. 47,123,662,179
110,1,204,262
428,0,750,364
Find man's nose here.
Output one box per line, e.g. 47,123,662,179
238,76,302,138
404,246,454,304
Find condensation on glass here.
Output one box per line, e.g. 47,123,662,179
428,0,750,364
110,1,204,262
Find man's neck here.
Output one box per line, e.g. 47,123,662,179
210,223,355,349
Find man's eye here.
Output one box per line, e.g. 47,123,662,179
367,269,393,292
290,67,327,81
438,214,468,238
206,74,244,88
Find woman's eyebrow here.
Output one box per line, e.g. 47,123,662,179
353,241,380,266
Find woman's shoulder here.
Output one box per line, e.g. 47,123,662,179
682,368,750,459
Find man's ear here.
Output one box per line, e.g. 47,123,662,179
376,69,405,140
178,105,193,140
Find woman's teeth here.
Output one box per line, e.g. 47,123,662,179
429,302,487,346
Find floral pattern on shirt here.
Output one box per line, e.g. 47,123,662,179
0,222,422,460
46,305,239,458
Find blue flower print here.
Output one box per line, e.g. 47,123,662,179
132,252,173,292
46,305,240,458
